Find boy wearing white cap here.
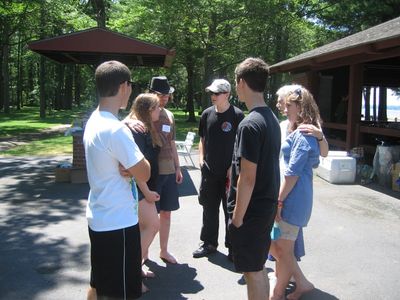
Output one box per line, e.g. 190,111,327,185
193,79,244,260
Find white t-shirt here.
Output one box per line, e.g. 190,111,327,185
279,119,289,182
83,110,144,232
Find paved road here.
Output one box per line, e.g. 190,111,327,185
0,154,399,300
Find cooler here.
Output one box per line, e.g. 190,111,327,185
316,151,356,184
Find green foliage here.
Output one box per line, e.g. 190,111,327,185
304,0,400,34
1,0,397,120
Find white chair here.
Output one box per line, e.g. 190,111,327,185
176,132,196,167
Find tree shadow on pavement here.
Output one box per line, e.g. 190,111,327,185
141,260,203,300
0,156,89,299
206,251,237,272
178,167,198,197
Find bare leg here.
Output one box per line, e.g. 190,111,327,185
270,239,296,300
244,269,269,300
287,262,314,300
87,287,96,300
159,210,177,263
139,200,160,262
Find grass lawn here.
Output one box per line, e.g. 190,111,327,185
0,106,86,137
0,106,200,156
2,136,73,156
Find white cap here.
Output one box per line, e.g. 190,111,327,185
205,79,231,93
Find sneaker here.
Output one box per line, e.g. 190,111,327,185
192,243,217,258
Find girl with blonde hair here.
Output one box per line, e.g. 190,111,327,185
270,86,322,300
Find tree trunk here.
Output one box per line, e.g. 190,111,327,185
27,62,34,106
39,56,46,118
55,64,65,109
64,65,73,109
201,13,217,112
185,55,196,122
91,0,107,28
39,2,46,118
74,65,81,107
2,41,10,114
16,34,23,110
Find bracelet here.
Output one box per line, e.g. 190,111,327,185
277,200,284,208
317,135,324,142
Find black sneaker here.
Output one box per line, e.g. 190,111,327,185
192,243,217,258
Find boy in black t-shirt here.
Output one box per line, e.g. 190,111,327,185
227,58,281,299
193,79,244,260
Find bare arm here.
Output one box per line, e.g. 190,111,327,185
136,181,160,202
232,158,257,228
199,137,205,166
275,175,298,221
171,140,183,184
126,158,151,182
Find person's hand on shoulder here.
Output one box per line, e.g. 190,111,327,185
124,119,146,133
297,124,323,140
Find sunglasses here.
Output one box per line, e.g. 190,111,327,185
155,92,170,97
211,92,226,96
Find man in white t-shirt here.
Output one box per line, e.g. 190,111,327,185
84,60,150,300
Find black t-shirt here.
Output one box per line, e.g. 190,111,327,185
132,130,160,192
199,105,244,177
227,106,281,218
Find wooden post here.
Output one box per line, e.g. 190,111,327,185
346,64,363,150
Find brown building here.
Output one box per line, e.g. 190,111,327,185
270,17,400,160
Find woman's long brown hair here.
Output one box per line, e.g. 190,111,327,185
127,93,162,147
285,87,323,132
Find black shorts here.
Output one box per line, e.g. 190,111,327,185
155,174,180,212
89,224,142,299
229,213,275,273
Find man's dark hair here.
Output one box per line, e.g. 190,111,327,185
95,60,131,98
234,57,269,92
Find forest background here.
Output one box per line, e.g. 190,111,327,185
0,0,399,122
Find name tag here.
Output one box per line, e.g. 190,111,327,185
162,124,171,133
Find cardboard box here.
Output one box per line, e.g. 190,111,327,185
316,154,356,184
70,168,88,184
391,162,400,192
55,167,71,183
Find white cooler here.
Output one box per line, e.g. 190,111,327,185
316,151,356,184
